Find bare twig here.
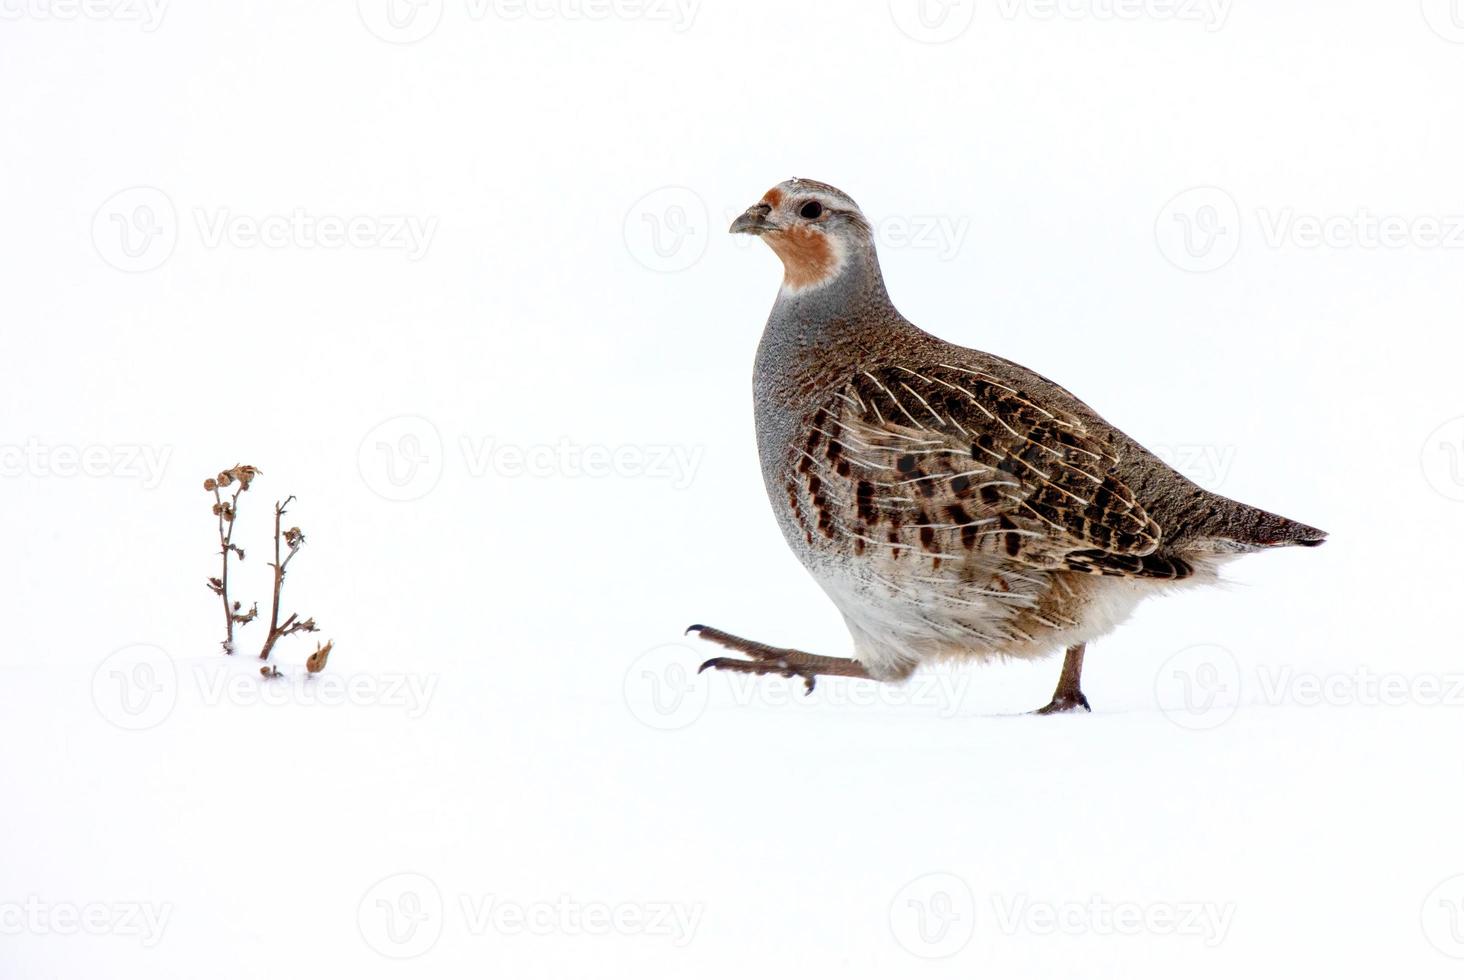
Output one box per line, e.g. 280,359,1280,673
258,496,318,661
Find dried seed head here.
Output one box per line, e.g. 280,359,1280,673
230,465,260,489
306,640,333,674
217,471,233,487
204,478,217,491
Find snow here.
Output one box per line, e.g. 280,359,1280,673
5,3,1464,978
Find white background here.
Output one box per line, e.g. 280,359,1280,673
4,1,1464,976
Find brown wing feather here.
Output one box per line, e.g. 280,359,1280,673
792,363,1187,580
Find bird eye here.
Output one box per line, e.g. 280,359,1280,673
799,201,824,220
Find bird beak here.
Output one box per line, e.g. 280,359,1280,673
729,203,776,236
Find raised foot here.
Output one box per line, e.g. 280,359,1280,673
1031,692,1092,715
697,655,817,695
685,624,872,696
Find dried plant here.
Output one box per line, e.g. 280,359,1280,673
205,464,261,654
257,495,322,662
204,467,334,670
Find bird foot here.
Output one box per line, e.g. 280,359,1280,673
685,624,788,660
696,655,818,695
1031,692,1091,715
685,624,872,695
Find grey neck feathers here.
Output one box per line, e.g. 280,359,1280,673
764,238,901,349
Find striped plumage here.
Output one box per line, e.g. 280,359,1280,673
691,178,1325,712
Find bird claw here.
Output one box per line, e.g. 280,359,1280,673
1032,692,1091,715
697,656,818,695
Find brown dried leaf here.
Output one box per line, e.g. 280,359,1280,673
207,577,224,595
305,640,333,674
228,465,261,490
283,616,318,636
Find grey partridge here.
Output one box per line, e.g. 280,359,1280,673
690,178,1326,714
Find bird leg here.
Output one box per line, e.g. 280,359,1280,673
686,624,872,695
1033,642,1091,714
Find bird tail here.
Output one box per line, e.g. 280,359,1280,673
1221,501,1328,551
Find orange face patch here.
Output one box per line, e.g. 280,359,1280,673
764,224,836,289
760,187,783,208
